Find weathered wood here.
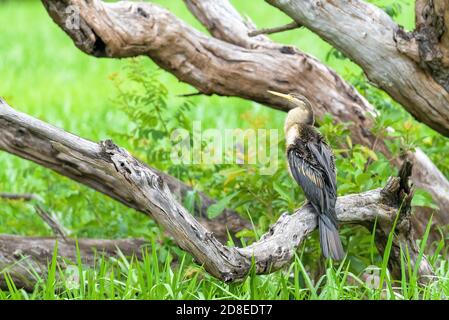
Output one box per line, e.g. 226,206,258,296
266,0,449,137
40,0,449,240
34,205,69,241
0,235,149,291
247,22,301,37
42,0,376,148
0,102,248,244
0,101,433,283
396,0,449,91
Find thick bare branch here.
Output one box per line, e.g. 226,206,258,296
42,0,376,147
183,0,274,49
396,0,449,89
0,99,248,243
0,101,433,282
265,0,449,137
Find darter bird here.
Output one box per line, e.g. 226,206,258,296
268,90,345,260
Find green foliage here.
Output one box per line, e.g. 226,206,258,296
111,59,193,170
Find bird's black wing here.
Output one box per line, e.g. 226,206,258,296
287,141,337,224
307,141,337,197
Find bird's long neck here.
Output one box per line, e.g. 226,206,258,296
285,123,299,147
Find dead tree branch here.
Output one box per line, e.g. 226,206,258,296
182,0,449,241
248,22,301,37
0,101,433,283
396,0,449,90
0,193,40,201
265,0,449,137
0,99,249,244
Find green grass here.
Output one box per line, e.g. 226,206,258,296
1,0,448,300
1,227,448,300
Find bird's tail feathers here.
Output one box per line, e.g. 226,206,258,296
318,214,345,261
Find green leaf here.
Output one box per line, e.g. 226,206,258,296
355,173,371,186
273,182,292,201
207,193,237,219
412,188,439,210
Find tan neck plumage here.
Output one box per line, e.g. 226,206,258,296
284,107,313,147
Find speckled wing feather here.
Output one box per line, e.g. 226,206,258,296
287,140,338,225
307,141,337,196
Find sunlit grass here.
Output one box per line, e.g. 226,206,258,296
0,226,447,300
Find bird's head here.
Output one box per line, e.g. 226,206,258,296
268,91,315,131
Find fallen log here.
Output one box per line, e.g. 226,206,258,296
0,235,149,291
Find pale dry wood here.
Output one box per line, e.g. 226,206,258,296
42,0,376,148
0,101,433,283
400,0,449,89
0,100,248,244
247,22,301,37
266,0,449,137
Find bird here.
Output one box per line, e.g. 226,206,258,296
268,90,345,260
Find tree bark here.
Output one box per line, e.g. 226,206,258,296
42,0,376,147
266,0,449,138
40,0,449,241
0,235,148,291
396,0,449,90
0,101,433,283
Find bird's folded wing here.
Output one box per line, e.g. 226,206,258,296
307,142,337,196
288,148,326,211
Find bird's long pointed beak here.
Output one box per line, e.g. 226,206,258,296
267,90,294,101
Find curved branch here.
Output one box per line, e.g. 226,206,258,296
0,101,433,282
0,100,249,243
42,0,376,147
266,0,449,137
